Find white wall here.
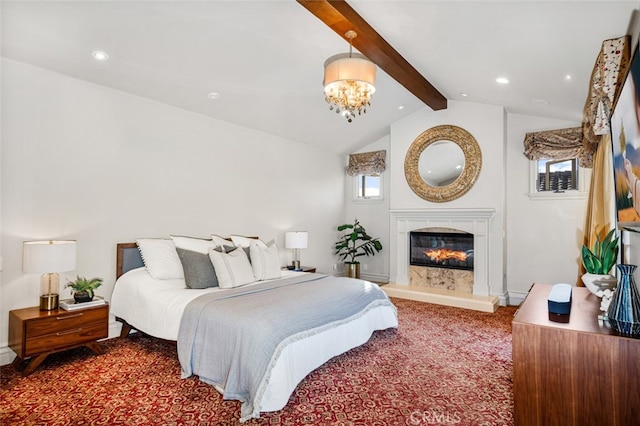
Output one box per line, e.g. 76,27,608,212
506,113,589,302
388,101,507,299
343,135,390,282
345,101,590,305
0,59,346,362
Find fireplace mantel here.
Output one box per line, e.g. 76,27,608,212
390,208,497,299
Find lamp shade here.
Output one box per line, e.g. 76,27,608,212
285,232,308,250
23,240,77,273
323,53,377,90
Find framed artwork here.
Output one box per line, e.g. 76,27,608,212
611,44,640,226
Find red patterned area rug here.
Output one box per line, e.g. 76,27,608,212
1,298,516,426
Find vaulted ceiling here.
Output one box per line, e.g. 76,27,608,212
2,1,638,154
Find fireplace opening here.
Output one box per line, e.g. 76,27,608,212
410,231,474,271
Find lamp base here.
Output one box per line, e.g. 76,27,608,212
292,260,301,271
40,294,59,311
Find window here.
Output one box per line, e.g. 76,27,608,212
529,158,588,199
537,158,578,192
347,150,386,202
354,173,383,201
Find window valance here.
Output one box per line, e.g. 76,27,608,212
523,127,584,163
347,150,387,176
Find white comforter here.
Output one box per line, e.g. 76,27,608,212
110,268,398,415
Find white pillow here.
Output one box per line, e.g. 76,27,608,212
230,235,254,248
170,235,216,254
250,239,281,280
136,238,184,280
208,246,255,288
211,234,231,248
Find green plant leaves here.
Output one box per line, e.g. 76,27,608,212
581,229,619,274
335,219,382,264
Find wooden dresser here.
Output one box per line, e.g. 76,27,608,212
512,284,640,425
9,304,109,376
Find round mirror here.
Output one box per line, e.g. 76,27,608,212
405,125,482,202
418,140,465,187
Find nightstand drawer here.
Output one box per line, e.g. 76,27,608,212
24,321,108,356
25,307,107,338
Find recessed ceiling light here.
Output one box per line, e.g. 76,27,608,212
91,50,109,61
565,74,572,80
495,77,509,84
460,93,469,97
398,105,405,110
207,92,221,100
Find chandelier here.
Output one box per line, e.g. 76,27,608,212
323,30,377,123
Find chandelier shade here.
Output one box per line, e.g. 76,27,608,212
323,31,377,122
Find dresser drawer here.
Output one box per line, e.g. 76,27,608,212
24,321,108,356
25,307,108,338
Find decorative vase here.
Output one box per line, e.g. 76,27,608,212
73,291,92,304
345,262,360,279
581,273,618,312
607,264,640,337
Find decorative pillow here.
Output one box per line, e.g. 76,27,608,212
250,239,281,280
230,235,253,248
212,244,237,254
171,235,216,254
136,238,184,280
208,246,255,288
176,248,218,289
212,234,232,248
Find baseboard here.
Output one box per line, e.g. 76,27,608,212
0,345,16,366
108,318,123,339
508,290,529,306
331,271,389,284
359,273,388,284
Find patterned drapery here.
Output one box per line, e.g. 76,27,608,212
581,36,631,284
523,126,583,162
346,150,387,176
580,35,631,167
522,36,630,168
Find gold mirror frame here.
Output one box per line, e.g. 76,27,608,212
404,125,482,203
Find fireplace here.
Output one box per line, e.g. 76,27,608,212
410,231,474,271
387,209,500,312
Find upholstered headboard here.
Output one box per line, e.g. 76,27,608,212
116,243,144,279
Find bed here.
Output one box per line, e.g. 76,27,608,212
110,239,398,421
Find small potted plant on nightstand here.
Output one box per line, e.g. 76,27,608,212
335,218,382,279
66,276,103,303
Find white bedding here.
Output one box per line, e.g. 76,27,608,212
110,267,304,340
110,268,398,414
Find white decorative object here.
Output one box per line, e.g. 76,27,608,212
581,273,618,312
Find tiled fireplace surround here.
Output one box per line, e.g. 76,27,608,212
384,208,499,312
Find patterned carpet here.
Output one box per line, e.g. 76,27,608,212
1,298,517,425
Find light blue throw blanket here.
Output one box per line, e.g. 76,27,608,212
177,273,397,421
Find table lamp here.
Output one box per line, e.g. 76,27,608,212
23,240,77,310
285,231,308,271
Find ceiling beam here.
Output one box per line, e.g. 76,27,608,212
297,0,447,111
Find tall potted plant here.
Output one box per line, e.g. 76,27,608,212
335,218,382,278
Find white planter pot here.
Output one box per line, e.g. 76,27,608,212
581,273,617,311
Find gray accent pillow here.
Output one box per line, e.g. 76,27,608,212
176,247,218,289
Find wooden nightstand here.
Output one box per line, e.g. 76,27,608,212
284,266,316,273
8,304,109,376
